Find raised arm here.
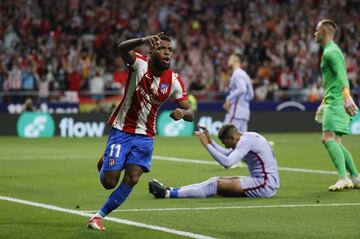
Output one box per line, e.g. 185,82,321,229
195,129,250,169
197,126,232,155
206,145,246,169
118,33,164,66
210,140,233,156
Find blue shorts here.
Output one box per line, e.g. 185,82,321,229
102,128,154,173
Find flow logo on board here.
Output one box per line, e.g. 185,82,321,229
17,112,55,138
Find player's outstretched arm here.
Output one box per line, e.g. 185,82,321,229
198,125,232,155
118,32,164,66
195,129,239,168
206,145,245,169
170,100,194,122
198,126,212,144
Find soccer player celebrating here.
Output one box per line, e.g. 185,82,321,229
87,33,194,230
223,53,254,132
314,19,360,191
149,124,280,199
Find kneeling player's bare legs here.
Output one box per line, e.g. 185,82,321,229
161,176,245,198
217,177,246,197
168,177,219,198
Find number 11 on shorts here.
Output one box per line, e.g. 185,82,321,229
109,144,121,158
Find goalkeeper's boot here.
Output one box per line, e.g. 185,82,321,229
351,176,360,189
149,179,169,198
328,177,353,191
87,215,106,231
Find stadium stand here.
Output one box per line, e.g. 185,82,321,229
0,0,359,104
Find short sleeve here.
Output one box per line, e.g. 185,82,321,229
170,73,188,102
130,52,148,72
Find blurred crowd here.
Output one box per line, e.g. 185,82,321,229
0,0,359,103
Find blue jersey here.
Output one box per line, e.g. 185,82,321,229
226,68,254,121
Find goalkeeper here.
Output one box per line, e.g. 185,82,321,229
314,19,360,191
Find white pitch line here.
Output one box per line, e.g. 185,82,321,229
276,166,337,175
152,155,338,175
0,195,216,239
83,202,360,213
0,154,337,175
153,155,218,165
0,155,90,160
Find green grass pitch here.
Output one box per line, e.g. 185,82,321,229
0,133,359,239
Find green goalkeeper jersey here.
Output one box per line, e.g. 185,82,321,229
320,41,349,105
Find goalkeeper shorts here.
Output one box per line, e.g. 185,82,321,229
322,104,350,135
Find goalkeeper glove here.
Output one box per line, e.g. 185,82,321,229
315,103,325,124
343,88,358,116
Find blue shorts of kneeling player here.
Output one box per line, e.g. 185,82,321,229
100,128,154,175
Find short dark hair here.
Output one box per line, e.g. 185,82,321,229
218,124,237,140
160,35,171,42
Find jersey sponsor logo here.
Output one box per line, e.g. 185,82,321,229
156,110,194,136
160,83,168,95
17,112,55,138
136,85,162,106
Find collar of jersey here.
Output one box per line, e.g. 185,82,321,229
323,40,334,50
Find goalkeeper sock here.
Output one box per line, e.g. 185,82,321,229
339,144,359,177
324,140,346,177
170,177,218,198
98,182,132,218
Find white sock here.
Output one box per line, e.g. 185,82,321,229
172,177,219,198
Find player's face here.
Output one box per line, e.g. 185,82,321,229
151,40,173,71
221,136,236,149
314,23,324,44
227,55,236,69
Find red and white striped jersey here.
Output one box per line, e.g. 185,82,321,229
107,53,188,138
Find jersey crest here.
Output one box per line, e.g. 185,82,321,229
160,82,169,95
